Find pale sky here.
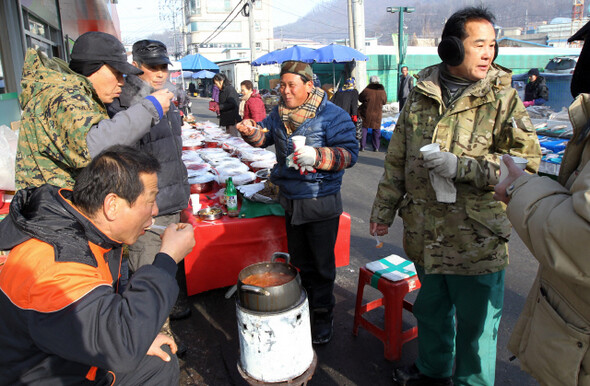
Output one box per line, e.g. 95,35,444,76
116,0,320,43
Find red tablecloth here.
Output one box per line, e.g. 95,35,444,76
182,208,351,296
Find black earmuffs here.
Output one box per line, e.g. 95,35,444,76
438,35,499,66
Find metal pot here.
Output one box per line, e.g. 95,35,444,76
229,252,303,312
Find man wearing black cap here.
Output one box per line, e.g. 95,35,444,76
523,68,549,107
16,31,174,189
107,40,191,331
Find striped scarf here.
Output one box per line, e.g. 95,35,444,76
279,87,325,135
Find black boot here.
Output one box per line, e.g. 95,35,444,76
311,309,333,345
169,299,191,321
393,364,453,386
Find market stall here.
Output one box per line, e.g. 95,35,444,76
375,105,571,179
182,206,351,295
178,119,351,295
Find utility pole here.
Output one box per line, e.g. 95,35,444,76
181,1,188,56
159,0,183,59
347,0,355,48
351,0,367,92
247,0,258,87
387,6,415,101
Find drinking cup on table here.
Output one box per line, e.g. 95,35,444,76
499,156,528,183
419,143,440,157
292,135,306,151
190,193,201,214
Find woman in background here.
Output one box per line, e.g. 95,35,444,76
331,77,360,143
213,73,241,137
359,75,387,152
240,80,267,122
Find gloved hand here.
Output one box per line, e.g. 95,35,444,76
295,164,316,174
523,100,534,107
293,146,317,167
287,153,316,174
236,119,257,136
423,151,458,179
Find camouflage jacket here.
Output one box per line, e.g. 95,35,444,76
370,63,542,275
16,49,108,189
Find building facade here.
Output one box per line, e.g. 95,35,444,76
0,0,120,95
184,0,273,62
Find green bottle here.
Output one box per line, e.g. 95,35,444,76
225,177,239,217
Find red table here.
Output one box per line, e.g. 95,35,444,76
182,206,351,296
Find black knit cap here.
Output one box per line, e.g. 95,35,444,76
528,68,540,77
70,31,142,76
132,40,172,66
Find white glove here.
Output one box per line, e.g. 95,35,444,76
293,146,317,167
295,164,316,174
423,151,458,179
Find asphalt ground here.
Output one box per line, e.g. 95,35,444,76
174,96,539,385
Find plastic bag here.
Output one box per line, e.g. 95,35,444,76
0,125,18,190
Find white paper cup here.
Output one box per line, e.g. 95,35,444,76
292,135,306,150
190,193,202,214
499,156,528,183
420,143,440,157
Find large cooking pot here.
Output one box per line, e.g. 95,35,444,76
228,252,303,312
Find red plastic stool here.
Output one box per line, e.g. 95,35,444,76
353,255,421,361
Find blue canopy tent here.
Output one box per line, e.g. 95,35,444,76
179,53,219,71
251,45,315,66
192,70,216,79
301,43,369,87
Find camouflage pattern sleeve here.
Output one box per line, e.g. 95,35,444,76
370,108,407,226
454,87,542,189
47,89,106,169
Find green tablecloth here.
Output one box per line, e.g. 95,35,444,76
238,197,284,218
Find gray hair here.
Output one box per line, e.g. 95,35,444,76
369,75,380,84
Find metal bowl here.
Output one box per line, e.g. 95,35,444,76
197,207,223,220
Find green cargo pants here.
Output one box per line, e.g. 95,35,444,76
413,266,505,386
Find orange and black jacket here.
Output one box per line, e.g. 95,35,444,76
0,185,179,385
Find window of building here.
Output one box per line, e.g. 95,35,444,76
21,9,61,58
255,42,261,48
192,21,241,32
188,0,201,15
207,0,231,13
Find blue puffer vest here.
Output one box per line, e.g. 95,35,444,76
260,94,358,199
106,76,189,215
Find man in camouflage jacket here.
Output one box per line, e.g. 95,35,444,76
16,31,173,189
370,7,542,386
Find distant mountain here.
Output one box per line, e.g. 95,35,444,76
275,0,576,45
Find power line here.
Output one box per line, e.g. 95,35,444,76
199,0,247,47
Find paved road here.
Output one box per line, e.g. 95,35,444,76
175,96,539,385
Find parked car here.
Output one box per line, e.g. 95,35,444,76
543,55,578,74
